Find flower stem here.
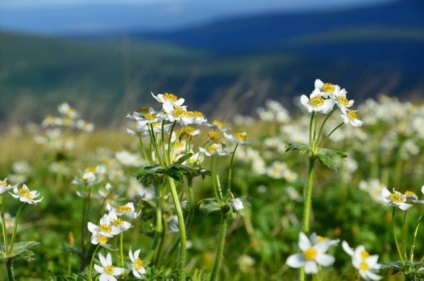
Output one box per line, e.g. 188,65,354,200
9,204,24,254
227,143,239,193
88,245,100,281
168,177,186,280
391,208,404,265
120,232,124,267
4,258,15,281
303,157,316,234
80,185,91,271
0,199,9,255
210,213,228,281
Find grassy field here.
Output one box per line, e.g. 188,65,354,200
0,88,423,280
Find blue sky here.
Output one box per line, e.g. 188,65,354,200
0,0,396,34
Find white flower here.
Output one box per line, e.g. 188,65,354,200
107,211,132,234
334,88,354,110
151,92,185,113
341,108,364,127
72,167,101,185
381,188,412,210
199,143,230,157
129,248,146,279
115,150,144,167
313,79,341,98
9,184,43,204
106,202,140,219
88,213,120,238
342,241,382,280
94,253,125,281
300,93,335,114
0,178,15,194
286,232,337,274
224,131,250,146
229,198,244,212
58,102,79,119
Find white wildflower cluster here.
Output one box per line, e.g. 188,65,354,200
359,179,387,204
286,232,383,280
257,99,290,123
87,202,140,248
380,186,424,211
300,79,363,127
1,178,43,205
41,102,94,132
94,249,147,280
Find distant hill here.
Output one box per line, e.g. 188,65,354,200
1,0,424,128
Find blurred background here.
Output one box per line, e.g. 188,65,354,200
1,0,423,128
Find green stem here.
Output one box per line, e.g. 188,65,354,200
5,258,15,281
149,124,164,166
402,210,408,261
211,156,220,201
392,208,404,265
0,199,9,255
9,204,24,254
227,144,239,194
410,216,422,262
88,245,100,281
120,232,124,267
315,108,336,149
308,112,315,146
317,122,344,153
210,214,228,281
303,157,316,234
138,136,150,165
80,185,91,271
168,177,186,280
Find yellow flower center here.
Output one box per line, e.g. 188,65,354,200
85,167,97,173
174,106,187,117
337,96,349,106
323,83,335,93
105,265,114,275
112,218,123,226
18,187,33,200
310,97,324,107
184,126,195,134
117,205,132,213
208,144,219,153
405,191,415,197
134,258,144,270
213,120,224,128
208,130,221,140
1,180,8,187
144,113,156,120
317,236,327,243
361,250,370,259
97,235,108,245
347,110,358,120
235,132,247,142
99,224,113,233
63,117,73,125
390,192,403,203
44,115,55,122
193,111,204,118
360,260,369,271
303,247,317,261
137,106,150,114
163,93,178,102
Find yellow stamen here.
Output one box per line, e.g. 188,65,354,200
112,218,123,226
208,130,221,140
18,187,33,200
85,167,97,173
235,132,247,142
347,110,358,120
134,258,144,270
99,224,113,233
323,83,335,93
184,126,196,135
208,144,219,153
390,192,403,203
105,265,115,275
310,97,324,107
303,247,317,261
117,205,132,213
360,260,369,271
144,113,156,120
137,106,150,114
174,107,187,117
337,96,349,106
97,235,108,245
405,191,415,197
213,120,224,128
317,236,327,243
1,180,8,187
163,93,178,102
361,249,370,259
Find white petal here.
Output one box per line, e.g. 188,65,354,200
304,261,318,274
286,253,305,268
113,267,125,275
94,264,104,273
300,95,310,106
105,253,112,265
299,232,311,251
315,79,323,89
317,254,335,266
342,241,354,256
365,271,383,280
399,202,413,211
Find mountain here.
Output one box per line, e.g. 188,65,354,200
1,0,424,129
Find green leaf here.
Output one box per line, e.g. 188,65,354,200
0,241,40,262
317,148,347,171
199,199,221,215
286,143,312,155
175,153,193,164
